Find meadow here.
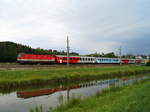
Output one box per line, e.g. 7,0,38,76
0,65,150,89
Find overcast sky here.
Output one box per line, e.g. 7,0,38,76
0,0,150,55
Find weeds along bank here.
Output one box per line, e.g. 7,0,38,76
0,66,150,89
30,78,150,112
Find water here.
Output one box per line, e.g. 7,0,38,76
0,75,148,112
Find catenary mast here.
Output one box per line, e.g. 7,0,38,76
67,35,70,67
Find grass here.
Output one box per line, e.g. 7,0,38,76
0,65,150,90
30,77,150,112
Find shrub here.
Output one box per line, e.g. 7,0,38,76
146,61,150,66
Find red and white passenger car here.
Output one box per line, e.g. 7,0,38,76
55,55,95,64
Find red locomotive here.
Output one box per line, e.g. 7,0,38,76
17,53,55,64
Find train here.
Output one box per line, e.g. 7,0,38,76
17,53,144,64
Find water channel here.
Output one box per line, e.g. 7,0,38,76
0,75,148,112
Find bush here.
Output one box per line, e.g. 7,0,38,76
146,61,150,66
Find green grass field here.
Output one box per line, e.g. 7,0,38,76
0,65,150,89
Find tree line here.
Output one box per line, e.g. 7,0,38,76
0,41,79,62
1,41,144,63
86,52,118,58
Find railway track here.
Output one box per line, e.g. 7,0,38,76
0,63,123,70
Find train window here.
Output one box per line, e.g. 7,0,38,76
63,57,66,60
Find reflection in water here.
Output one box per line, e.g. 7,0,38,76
17,75,147,100
17,86,80,99
17,79,119,99
0,75,148,112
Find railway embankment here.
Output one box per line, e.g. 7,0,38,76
0,65,150,90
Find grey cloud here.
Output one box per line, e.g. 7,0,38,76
0,0,150,54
